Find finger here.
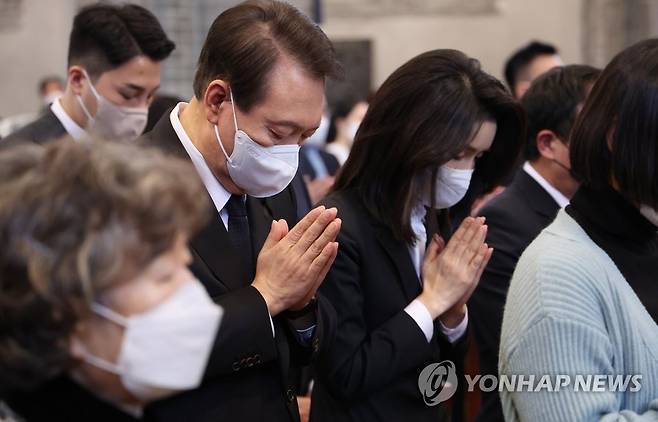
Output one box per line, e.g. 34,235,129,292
301,218,341,263
293,207,338,254
450,217,474,245
435,235,446,254
461,246,493,304
310,241,339,295
443,217,480,259
261,220,287,251
284,206,325,246
424,235,442,264
477,247,494,278
468,241,490,273
454,219,486,262
307,241,339,287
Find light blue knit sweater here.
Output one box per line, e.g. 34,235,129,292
499,210,658,421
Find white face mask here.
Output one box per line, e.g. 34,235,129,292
215,90,300,198
76,70,149,142
304,114,330,148
82,279,222,402
423,165,474,209
640,204,658,228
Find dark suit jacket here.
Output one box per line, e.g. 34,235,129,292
1,109,68,148
139,113,336,422
4,376,139,422
311,189,464,422
469,168,560,422
299,145,340,180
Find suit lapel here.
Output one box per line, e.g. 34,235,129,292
190,207,251,292
247,197,275,261
374,223,422,303
142,111,251,292
514,170,561,220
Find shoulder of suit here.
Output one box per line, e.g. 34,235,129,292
2,111,66,147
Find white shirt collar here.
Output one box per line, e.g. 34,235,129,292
523,161,570,208
50,98,87,141
169,102,231,215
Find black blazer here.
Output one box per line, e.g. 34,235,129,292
311,189,464,422
469,168,560,422
299,145,340,180
139,113,336,422
3,376,139,422
1,109,68,148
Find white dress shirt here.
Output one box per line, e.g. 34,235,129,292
50,98,86,141
170,102,233,229
523,161,570,208
404,205,468,343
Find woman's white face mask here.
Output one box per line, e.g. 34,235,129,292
423,165,474,209
80,278,222,403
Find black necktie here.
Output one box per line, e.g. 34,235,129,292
225,194,254,276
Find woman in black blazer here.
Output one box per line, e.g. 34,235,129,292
311,50,524,422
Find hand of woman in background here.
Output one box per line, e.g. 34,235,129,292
418,217,493,323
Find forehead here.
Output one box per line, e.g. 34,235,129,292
97,55,161,88
470,119,497,151
249,56,325,128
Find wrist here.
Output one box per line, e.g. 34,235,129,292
252,279,284,316
417,292,449,320
439,304,467,328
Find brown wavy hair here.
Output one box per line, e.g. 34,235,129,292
0,138,209,394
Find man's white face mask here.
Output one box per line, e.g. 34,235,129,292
76,69,149,142
214,90,300,198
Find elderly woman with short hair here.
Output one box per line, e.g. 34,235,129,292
0,139,222,421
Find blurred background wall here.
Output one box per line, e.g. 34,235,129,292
1,0,657,118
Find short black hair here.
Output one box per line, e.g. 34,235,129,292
571,38,658,209
193,0,342,112
68,3,175,79
504,41,558,93
522,65,600,161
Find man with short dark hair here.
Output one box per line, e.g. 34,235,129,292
3,3,174,146
141,1,342,421
504,41,563,99
469,64,601,422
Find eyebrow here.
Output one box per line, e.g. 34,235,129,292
267,119,320,132
121,83,160,93
266,119,302,130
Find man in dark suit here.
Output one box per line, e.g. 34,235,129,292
2,3,174,148
139,2,343,421
469,64,601,422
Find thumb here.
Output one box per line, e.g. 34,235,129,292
424,234,444,264
262,220,287,250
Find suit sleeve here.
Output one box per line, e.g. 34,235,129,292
202,286,279,378
315,221,435,401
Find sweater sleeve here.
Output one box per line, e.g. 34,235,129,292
499,315,658,422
